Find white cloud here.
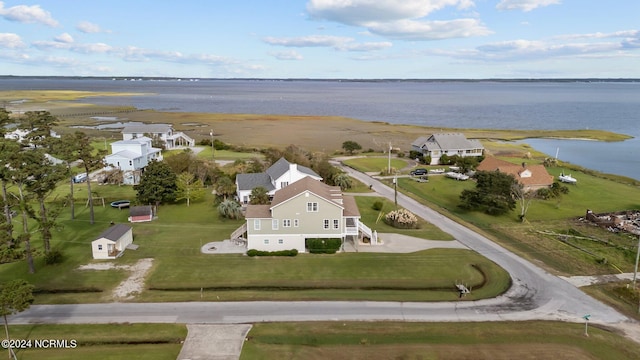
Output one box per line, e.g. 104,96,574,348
54,33,74,44
32,39,112,54
307,0,474,24
496,0,561,12
0,1,58,27
0,33,25,48
269,50,304,60
77,21,109,34
367,18,491,40
264,35,391,51
306,0,485,41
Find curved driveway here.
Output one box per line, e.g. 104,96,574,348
9,164,634,331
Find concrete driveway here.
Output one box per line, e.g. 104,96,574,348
177,324,252,360
345,233,468,253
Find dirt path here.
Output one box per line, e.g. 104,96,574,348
78,258,154,300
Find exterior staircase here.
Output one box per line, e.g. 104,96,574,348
230,223,247,240
357,221,378,244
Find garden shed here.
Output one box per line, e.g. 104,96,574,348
91,224,133,259
129,205,154,223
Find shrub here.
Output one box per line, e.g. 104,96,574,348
44,249,64,265
305,238,342,254
247,249,298,257
372,201,384,211
384,208,419,229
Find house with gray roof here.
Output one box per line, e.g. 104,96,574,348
122,124,194,149
231,176,376,253
411,133,484,165
91,224,133,259
104,136,163,185
235,157,322,205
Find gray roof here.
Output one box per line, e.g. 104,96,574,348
122,124,171,134
415,133,484,151
236,173,275,191
265,157,320,180
95,224,131,241
130,206,153,217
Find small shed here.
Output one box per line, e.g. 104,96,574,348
91,224,133,259
129,205,154,223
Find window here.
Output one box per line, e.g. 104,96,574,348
280,181,289,188
323,219,330,229
254,219,261,230
264,239,269,245
278,239,284,245
307,202,318,212
294,219,299,227
98,244,103,251
272,219,279,230
333,219,339,229
283,219,291,227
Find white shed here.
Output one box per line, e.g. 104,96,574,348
91,224,133,259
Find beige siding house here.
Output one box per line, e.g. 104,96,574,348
235,177,374,253
91,224,133,259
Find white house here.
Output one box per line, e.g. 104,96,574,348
411,133,484,165
235,157,322,205
122,124,194,149
4,128,60,146
91,224,133,259
104,136,163,185
232,177,375,253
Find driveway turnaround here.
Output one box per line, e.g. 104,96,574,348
177,324,251,360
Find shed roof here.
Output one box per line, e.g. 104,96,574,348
130,205,153,217
95,223,131,241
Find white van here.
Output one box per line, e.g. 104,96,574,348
73,172,88,183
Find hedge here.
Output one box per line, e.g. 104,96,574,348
305,238,342,254
247,249,298,257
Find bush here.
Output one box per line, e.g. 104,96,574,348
384,208,419,229
44,249,64,265
247,249,298,257
372,201,384,211
305,238,342,254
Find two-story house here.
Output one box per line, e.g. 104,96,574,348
104,136,163,185
235,157,322,204
411,133,484,165
122,124,194,149
232,176,376,253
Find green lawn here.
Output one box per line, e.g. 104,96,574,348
241,321,640,360
1,183,508,303
343,157,408,173
8,324,186,360
394,166,640,276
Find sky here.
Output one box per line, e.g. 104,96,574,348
0,0,639,79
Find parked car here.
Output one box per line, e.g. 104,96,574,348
73,172,88,183
410,168,428,176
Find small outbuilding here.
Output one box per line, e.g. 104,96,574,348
129,205,154,223
91,224,133,259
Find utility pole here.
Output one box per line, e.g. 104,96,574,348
387,142,392,175
393,175,398,208
210,130,214,159
633,235,640,287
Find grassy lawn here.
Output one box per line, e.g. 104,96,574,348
394,163,640,277
0,182,508,303
241,321,640,360
7,324,186,360
356,196,453,240
343,157,409,173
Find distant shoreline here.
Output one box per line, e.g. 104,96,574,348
1,75,640,83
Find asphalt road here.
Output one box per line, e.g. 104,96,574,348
8,163,633,329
